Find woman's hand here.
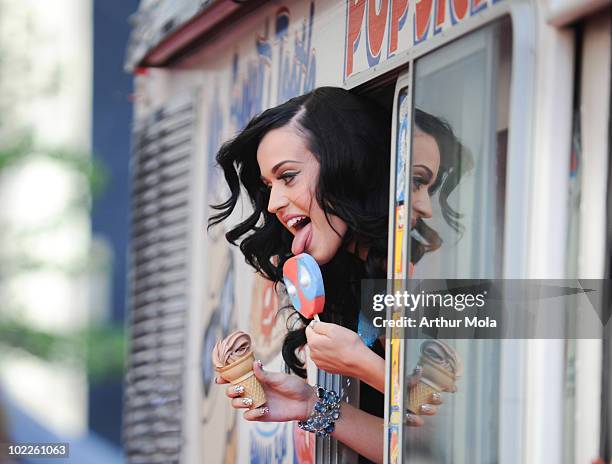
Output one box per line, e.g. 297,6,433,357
305,320,371,378
404,366,445,427
306,320,386,392
216,360,317,422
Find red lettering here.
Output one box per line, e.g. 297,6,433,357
367,0,389,60
346,0,366,78
389,0,408,54
451,0,468,20
471,0,487,12
435,0,445,31
415,0,433,43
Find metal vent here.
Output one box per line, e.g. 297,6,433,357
123,97,194,464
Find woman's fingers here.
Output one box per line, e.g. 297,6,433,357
305,323,324,343
419,404,438,416
305,326,332,353
252,360,285,387
225,384,245,398
306,319,331,335
405,412,425,427
243,406,270,421
231,397,255,409
215,376,229,385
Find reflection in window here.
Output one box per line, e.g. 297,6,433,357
404,17,512,464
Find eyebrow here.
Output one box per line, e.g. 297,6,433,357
271,159,302,174
413,164,434,180
260,159,303,184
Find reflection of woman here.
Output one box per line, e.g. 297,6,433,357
209,87,469,463
410,109,472,264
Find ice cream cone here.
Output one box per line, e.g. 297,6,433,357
407,340,462,414
216,350,266,409
407,381,440,415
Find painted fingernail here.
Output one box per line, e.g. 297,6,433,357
234,385,245,395
255,360,263,369
242,397,253,407
413,365,423,376
404,412,418,425
431,392,441,402
420,404,434,414
259,407,269,416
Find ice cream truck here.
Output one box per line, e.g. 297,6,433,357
122,0,611,462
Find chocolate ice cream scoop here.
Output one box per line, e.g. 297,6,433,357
212,330,266,409
407,340,463,415
420,339,464,378
212,330,251,368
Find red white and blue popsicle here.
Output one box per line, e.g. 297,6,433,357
282,253,325,320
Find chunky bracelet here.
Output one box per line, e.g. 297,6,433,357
298,385,342,437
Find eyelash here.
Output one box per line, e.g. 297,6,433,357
278,171,298,185
412,176,428,191
262,171,299,190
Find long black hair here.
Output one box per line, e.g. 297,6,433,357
209,87,391,376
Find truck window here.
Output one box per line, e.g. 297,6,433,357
403,17,512,463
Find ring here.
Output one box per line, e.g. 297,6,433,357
242,397,253,407
419,404,434,414
234,385,245,395
404,412,419,425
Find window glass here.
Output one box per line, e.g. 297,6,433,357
403,17,512,463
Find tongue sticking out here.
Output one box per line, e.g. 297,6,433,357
291,222,312,255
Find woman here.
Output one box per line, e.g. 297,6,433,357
209,87,469,463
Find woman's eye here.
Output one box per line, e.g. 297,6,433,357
412,177,427,190
278,172,298,185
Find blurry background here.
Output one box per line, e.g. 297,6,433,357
0,0,138,461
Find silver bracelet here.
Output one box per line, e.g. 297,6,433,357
298,385,342,437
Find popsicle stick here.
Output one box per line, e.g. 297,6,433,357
314,314,320,322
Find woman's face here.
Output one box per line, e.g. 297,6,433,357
411,130,441,229
257,126,347,264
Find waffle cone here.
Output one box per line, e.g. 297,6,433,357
216,351,266,409
235,371,266,408
419,356,458,391
408,341,461,414
407,380,440,415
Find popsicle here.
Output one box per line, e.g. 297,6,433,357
282,253,325,320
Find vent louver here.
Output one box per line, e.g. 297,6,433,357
123,97,194,464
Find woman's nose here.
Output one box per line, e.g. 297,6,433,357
267,185,289,214
412,190,433,219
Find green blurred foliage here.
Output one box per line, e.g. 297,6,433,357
0,315,126,382
0,137,124,384
0,136,109,199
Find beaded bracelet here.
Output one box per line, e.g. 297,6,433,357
298,385,342,437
